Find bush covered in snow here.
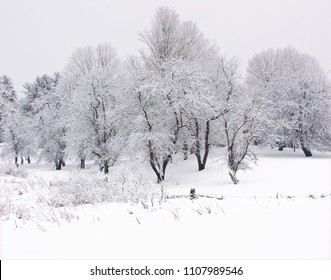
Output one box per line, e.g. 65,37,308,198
0,196,13,218
49,168,159,207
0,164,29,178
0,167,159,227
0,177,50,223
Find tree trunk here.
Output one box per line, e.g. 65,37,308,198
197,160,204,171
195,150,204,171
229,169,239,184
15,156,18,167
194,118,204,171
195,120,210,171
148,140,167,183
158,174,165,183
150,162,163,183
162,156,170,180
297,94,312,157
183,142,188,160
99,163,104,172
299,132,312,157
227,147,239,184
27,156,31,164
103,160,109,174
301,145,312,157
55,159,61,170
80,159,85,169
202,120,210,169
149,158,169,183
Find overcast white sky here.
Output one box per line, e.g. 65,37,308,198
1,0,330,93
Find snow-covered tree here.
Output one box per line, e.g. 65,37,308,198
62,43,124,174
22,73,66,169
247,47,331,156
0,76,36,165
3,108,35,166
125,59,175,182
0,75,17,142
22,73,60,116
210,56,264,184
127,7,220,182
39,90,67,170
139,7,212,68
172,58,220,171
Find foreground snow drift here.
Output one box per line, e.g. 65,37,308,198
1,197,330,259
0,148,330,259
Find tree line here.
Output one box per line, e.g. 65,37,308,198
1,7,330,184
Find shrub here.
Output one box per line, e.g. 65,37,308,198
0,164,29,178
48,168,159,207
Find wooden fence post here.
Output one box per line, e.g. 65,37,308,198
190,188,196,199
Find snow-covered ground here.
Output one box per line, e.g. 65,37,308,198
0,148,330,259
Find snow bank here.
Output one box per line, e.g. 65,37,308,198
0,148,330,259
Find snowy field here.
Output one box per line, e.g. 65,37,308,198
0,147,330,259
